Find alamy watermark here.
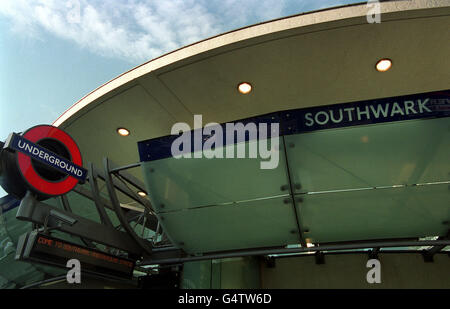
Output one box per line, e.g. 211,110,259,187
66,0,81,24
66,258,81,284
366,258,381,284
366,0,381,24
367,0,412,24
170,115,280,169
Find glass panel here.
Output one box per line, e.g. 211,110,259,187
0,203,30,245
66,191,101,223
105,207,121,227
158,196,299,254
141,138,289,213
285,118,450,193
139,117,449,254
132,222,155,242
297,183,450,244
44,196,63,208
0,197,65,288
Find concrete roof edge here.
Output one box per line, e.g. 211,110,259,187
52,0,449,127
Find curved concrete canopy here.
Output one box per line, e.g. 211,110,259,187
52,0,450,198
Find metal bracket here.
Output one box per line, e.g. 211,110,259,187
315,251,325,265
264,256,276,268
422,250,434,263
88,162,114,228
368,247,379,260
16,191,144,255
42,211,51,234
103,157,153,257
421,231,450,262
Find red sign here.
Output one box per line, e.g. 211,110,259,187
16,125,84,196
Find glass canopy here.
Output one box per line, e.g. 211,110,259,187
139,90,450,254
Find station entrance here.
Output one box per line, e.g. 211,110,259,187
0,90,449,289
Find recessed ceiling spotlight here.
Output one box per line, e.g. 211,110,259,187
375,58,392,72
237,82,252,94
137,191,147,197
117,127,130,136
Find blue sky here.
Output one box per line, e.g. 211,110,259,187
0,0,361,197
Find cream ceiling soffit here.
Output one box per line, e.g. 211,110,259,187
52,0,449,128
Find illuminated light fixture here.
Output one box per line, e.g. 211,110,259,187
117,127,130,136
237,82,252,94
137,191,147,197
375,58,392,72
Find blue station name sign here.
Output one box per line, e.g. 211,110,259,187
282,90,449,135
6,133,87,181
138,89,450,162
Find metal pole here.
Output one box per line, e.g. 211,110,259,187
141,239,450,265
109,162,141,173
281,136,307,247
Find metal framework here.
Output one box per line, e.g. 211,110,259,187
13,158,166,261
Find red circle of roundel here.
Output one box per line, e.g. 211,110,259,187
17,125,83,196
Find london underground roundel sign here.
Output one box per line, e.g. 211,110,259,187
4,125,87,197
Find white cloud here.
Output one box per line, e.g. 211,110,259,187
0,0,292,63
